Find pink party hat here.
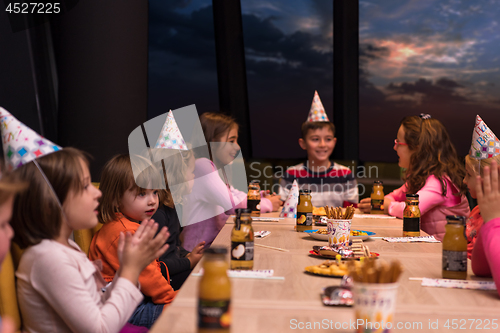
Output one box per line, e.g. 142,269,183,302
155,110,188,150
306,90,329,122
280,179,299,218
469,115,500,160
0,107,61,171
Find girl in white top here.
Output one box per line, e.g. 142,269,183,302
11,148,169,333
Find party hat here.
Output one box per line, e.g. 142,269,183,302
155,110,188,150
469,115,500,160
280,179,299,218
0,107,61,171
306,90,329,122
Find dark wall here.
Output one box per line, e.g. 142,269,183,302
50,0,149,180
0,11,40,135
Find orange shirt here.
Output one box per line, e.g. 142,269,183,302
89,213,177,305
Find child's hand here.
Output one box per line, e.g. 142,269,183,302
186,241,205,269
358,198,371,213
117,219,170,285
0,316,15,333
268,194,282,212
475,160,500,223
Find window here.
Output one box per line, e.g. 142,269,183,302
359,0,500,162
148,0,219,119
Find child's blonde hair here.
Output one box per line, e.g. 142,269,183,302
465,154,500,176
98,154,162,223
11,148,89,249
150,148,194,208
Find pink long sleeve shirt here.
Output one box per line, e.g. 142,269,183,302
386,175,470,241
471,218,500,297
16,239,143,333
181,158,272,251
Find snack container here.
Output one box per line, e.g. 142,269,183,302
327,219,351,248
351,282,399,333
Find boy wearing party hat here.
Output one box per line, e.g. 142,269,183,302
278,91,359,208
464,115,500,258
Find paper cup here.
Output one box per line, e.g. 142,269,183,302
327,219,351,248
352,282,399,333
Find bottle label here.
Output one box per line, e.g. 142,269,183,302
371,198,384,211
198,299,231,329
231,241,254,261
247,199,260,213
442,250,467,272
296,212,313,226
403,217,420,232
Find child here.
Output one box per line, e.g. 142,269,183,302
89,154,177,328
279,91,359,207
150,146,205,290
12,148,168,333
463,116,500,258
0,172,26,333
358,114,470,241
181,112,282,251
471,160,500,297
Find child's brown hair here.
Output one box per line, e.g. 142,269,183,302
301,121,335,139
402,116,466,195
11,148,89,249
98,154,161,223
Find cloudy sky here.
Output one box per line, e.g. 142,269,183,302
359,0,500,161
149,0,500,162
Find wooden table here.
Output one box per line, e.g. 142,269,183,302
151,213,499,333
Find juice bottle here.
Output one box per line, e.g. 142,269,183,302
296,189,313,232
403,194,420,237
370,181,384,214
247,180,261,217
198,247,231,333
442,215,467,279
230,208,254,270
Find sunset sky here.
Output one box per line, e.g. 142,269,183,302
149,0,500,162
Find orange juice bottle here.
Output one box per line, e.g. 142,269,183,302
403,194,420,237
442,215,467,279
296,189,313,232
370,181,384,214
230,209,254,270
198,247,231,333
247,180,261,217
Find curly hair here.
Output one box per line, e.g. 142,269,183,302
402,116,466,196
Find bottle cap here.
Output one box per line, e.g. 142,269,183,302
235,208,252,215
446,215,466,225
250,179,260,184
299,189,311,194
405,194,419,198
204,247,227,255
373,180,383,185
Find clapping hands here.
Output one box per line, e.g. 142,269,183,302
475,160,500,224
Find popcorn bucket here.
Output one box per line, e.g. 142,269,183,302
327,219,351,248
352,282,399,333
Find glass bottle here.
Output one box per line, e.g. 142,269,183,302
403,194,420,237
370,181,385,214
247,180,261,217
442,215,468,279
198,247,231,333
230,208,254,270
296,189,313,232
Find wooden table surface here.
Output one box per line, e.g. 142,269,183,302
150,213,499,333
